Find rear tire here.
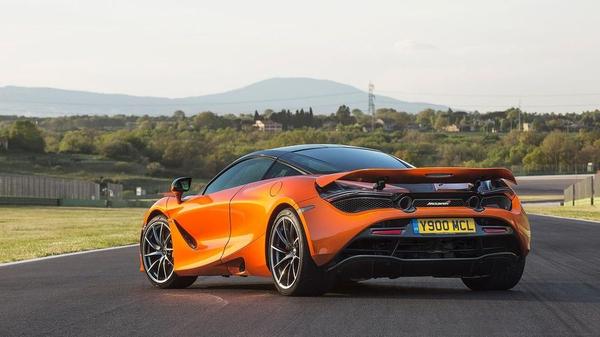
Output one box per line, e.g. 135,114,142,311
141,215,197,289
268,208,328,296
462,257,525,291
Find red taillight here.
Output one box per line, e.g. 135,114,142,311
482,227,508,234
371,229,404,235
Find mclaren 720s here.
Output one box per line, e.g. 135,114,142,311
140,144,530,296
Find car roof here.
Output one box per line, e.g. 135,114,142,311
243,144,374,159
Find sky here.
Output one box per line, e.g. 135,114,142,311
1,0,599,113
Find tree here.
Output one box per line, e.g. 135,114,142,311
193,111,224,129
434,115,449,131
173,110,186,119
375,108,411,131
539,131,577,172
99,138,138,160
532,118,546,132
8,120,45,152
417,109,435,130
98,132,142,160
523,148,547,173
58,130,96,154
335,105,354,125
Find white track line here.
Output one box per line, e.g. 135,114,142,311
0,244,139,267
527,213,600,224
3,213,597,267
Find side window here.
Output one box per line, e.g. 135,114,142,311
204,157,274,194
263,161,303,179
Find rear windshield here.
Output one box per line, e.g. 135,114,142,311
281,147,408,174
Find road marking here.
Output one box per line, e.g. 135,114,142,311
528,213,600,224
0,244,139,268
2,212,596,267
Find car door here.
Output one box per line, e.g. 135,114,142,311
224,161,304,268
171,156,275,271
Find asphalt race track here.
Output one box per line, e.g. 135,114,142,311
1,215,599,337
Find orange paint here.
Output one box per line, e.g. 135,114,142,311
140,168,530,278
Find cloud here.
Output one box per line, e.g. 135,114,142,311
393,39,438,54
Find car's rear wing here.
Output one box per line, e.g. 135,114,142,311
315,167,517,188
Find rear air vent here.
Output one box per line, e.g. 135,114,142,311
331,197,394,213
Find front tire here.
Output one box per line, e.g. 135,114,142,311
141,215,197,289
268,208,328,296
462,257,526,291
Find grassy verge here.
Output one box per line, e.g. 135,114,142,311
524,204,600,222
518,194,563,202
0,206,145,263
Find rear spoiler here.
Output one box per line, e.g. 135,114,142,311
315,167,516,188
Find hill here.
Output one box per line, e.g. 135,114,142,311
0,78,446,116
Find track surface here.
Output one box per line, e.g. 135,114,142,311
2,215,599,337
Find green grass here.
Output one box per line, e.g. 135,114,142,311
525,204,600,222
0,206,146,263
518,194,563,202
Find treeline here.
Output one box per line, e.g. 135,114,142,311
1,107,600,179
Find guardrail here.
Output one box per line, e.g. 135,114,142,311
0,196,154,208
0,174,100,200
563,173,599,206
0,174,125,201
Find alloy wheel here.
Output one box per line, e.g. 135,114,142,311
142,220,174,284
270,215,301,289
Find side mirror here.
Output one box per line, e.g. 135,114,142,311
171,177,192,202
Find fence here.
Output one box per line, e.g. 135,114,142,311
0,174,155,207
0,196,153,208
563,174,598,206
106,183,123,199
0,174,101,200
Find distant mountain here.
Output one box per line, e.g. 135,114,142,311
0,78,447,116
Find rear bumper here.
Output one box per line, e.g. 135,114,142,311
327,252,519,279
297,195,531,267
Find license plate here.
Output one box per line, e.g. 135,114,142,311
412,218,476,234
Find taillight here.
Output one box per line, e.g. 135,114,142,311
371,229,404,235
482,226,509,234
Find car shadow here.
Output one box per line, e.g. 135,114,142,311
182,278,600,304
324,280,600,303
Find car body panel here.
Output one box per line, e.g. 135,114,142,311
166,187,239,273
141,174,530,277
139,145,530,283
296,193,529,266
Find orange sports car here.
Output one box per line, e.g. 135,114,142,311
140,144,530,296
